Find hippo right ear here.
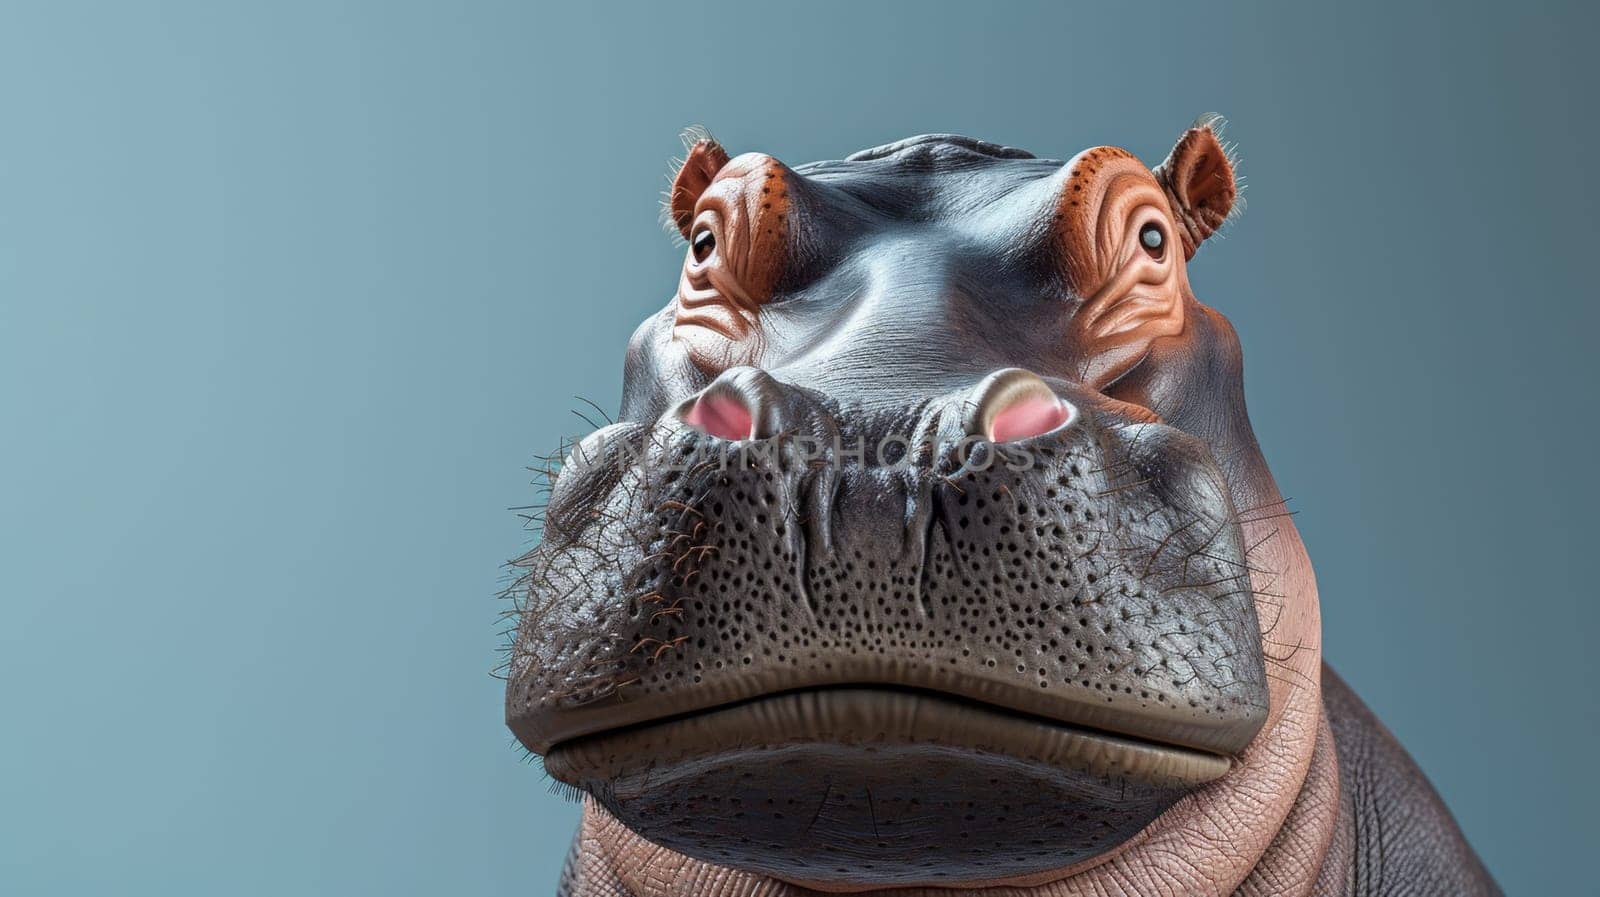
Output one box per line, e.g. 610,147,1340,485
668,136,732,239
1152,115,1238,259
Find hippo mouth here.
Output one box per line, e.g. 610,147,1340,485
506,370,1269,887
544,686,1233,790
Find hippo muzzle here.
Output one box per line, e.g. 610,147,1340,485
509,376,1268,881
506,128,1274,887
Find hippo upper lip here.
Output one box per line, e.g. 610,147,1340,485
508,382,1270,768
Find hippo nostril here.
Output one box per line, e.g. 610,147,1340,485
682,392,755,441
964,368,1076,442
990,395,1073,442
675,367,802,441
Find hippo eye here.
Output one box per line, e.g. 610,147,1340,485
691,227,716,263
1139,222,1165,259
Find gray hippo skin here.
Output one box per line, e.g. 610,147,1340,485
506,120,1501,897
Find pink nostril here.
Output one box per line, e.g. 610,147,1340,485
683,393,754,440
989,394,1072,442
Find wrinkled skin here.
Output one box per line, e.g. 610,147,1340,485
506,122,1501,896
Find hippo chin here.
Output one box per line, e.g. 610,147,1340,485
506,120,1502,896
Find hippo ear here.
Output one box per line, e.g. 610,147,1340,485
1152,116,1238,259
668,134,732,239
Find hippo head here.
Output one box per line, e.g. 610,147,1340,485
507,119,1296,889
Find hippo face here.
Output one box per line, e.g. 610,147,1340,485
507,120,1275,888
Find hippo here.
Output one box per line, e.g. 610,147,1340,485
505,118,1502,896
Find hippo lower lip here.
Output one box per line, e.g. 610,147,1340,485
545,686,1229,886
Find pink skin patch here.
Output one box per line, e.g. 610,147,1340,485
683,393,754,440
988,395,1072,442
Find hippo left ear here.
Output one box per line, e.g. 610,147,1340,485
1153,116,1238,260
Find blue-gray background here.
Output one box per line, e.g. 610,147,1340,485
3,2,1594,894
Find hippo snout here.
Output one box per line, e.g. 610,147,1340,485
504,362,1268,881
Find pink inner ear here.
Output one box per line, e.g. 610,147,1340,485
989,396,1071,442
683,393,754,441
